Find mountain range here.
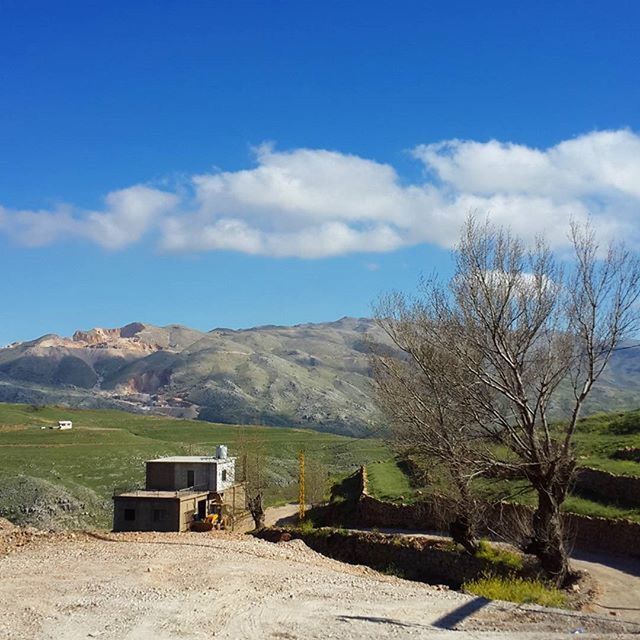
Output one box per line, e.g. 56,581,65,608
0,319,386,435
1,318,640,436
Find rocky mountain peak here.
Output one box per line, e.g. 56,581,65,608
72,322,147,345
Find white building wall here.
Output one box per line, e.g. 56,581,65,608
215,460,236,492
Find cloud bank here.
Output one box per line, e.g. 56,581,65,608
1,130,639,258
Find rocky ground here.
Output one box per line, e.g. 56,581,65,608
1,519,638,640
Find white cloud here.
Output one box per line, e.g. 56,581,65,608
0,186,177,250
1,130,640,257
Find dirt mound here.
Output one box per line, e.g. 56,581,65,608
1,532,635,639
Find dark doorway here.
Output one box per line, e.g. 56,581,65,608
197,499,206,519
187,470,195,487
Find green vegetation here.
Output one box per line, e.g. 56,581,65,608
474,540,524,571
0,402,389,529
365,459,414,501
562,495,640,522
380,563,407,579
463,575,567,608
572,409,640,475
297,518,316,534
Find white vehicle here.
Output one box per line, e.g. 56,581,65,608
56,420,73,430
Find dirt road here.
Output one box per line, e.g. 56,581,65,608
1,526,637,640
572,552,640,624
265,503,640,625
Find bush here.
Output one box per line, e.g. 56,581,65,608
297,517,315,534
612,446,640,462
474,540,524,571
463,575,567,608
607,412,640,435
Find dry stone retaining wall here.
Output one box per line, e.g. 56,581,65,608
349,467,640,558
572,467,640,508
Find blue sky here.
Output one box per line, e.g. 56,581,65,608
1,1,639,344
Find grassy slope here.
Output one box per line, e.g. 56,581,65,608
572,410,640,474
0,403,388,528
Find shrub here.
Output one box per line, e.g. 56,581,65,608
390,535,407,547
380,563,406,579
463,575,567,608
607,412,640,435
297,517,315,534
474,540,524,571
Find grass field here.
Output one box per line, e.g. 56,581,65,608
0,403,389,529
365,459,414,502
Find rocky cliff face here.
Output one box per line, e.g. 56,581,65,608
71,322,151,348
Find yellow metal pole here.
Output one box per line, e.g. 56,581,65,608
298,450,305,521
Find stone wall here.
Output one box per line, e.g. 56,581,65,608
331,467,640,558
255,527,537,588
564,512,640,556
573,468,640,508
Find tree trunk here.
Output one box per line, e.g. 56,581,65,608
449,482,480,555
525,485,570,586
449,513,479,555
248,493,265,530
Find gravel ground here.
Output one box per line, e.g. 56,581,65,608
0,523,638,639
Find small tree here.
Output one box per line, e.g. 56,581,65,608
375,217,640,585
304,455,329,507
234,429,268,530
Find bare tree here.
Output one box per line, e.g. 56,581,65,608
234,429,268,530
371,319,485,553
304,455,329,507
375,217,640,585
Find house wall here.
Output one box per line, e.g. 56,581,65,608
113,493,210,532
145,462,176,490
146,460,236,492
215,460,236,492
177,494,207,531
113,496,181,532
146,462,210,491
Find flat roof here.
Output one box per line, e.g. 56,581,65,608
114,489,211,499
146,456,237,463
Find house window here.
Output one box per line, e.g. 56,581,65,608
187,470,195,487
153,509,168,522
124,508,136,521
221,469,228,482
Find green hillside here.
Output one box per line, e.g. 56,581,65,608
0,402,388,530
